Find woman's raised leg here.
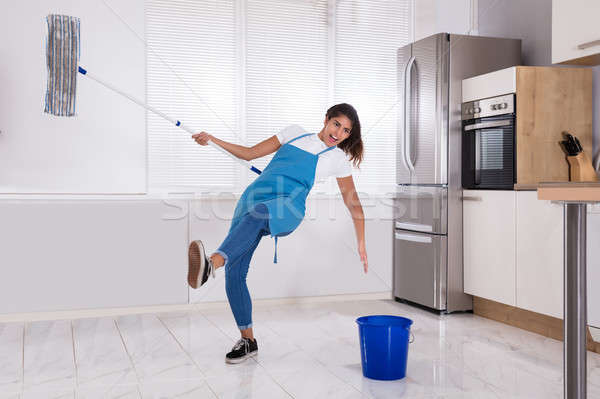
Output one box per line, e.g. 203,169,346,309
188,203,270,289
212,203,270,270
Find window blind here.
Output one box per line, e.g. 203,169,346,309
335,0,411,194
244,0,329,191
146,0,239,192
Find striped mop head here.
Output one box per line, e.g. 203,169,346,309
44,14,80,117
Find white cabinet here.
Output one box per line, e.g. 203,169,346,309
552,0,600,65
464,190,600,324
515,192,564,318
463,190,516,306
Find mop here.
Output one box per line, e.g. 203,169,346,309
43,14,262,175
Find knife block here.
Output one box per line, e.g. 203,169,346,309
567,152,599,182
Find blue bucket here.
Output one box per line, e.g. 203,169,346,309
356,315,413,380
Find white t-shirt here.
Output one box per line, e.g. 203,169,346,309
275,125,353,182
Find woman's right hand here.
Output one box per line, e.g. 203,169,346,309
192,131,213,146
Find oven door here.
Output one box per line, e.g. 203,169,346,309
462,116,515,189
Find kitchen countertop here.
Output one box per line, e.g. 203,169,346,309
537,182,600,202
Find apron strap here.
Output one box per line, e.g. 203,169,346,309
287,133,314,145
273,236,278,263
317,145,337,156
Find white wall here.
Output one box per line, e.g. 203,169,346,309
0,0,146,193
414,0,473,41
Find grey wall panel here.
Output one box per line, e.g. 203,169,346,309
0,201,189,314
478,0,552,66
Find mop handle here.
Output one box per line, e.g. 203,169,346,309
77,66,262,175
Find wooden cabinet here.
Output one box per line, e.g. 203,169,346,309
515,191,564,318
463,66,593,189
552,0,600,65
515,67,593,187
463,190,516,306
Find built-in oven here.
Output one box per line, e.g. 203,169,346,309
461,94,515,189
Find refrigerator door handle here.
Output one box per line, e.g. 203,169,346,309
395,221,433,232
394,232,432,243
475,130,481,185
404,56,416,173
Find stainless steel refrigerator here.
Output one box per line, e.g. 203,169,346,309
393,33,521,312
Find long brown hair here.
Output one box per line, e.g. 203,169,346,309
326,103,363,168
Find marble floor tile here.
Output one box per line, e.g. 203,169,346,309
199,306,282,344
447,327,565,390
588,351,600,388
7,299,600,397
204,367,292,399
196,309,243,342
297,336,361,366
262,316,335,344
23,320,75,392
158,311,261,379
587,383,600,398
72,317,138,389
138,380,216,399
405,352,500,398
75,384,141,399
0,323,23,395
254,336,321,374
269,363,363,399
21,387,74,399
326,357,498,399
311,311,363,341
115,314,203,384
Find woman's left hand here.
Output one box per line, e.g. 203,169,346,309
358,240,368,274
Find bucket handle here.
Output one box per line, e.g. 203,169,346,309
409,332,415,344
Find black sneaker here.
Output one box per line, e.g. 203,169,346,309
187,240,215,289
225,338,258,364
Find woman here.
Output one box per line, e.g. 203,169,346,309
188,103,368,364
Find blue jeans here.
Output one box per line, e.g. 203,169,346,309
213,203,270,330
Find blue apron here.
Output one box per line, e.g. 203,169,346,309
229,133,336,263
